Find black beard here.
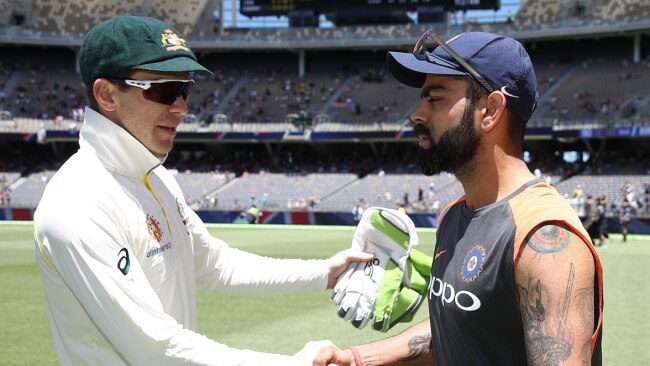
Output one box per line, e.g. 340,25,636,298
415,103,481,177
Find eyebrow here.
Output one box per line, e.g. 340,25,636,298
420,84,450,99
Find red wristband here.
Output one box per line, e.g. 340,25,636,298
348,346,362,366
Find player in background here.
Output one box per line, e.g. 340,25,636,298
33,13,371,365
314,31,603,366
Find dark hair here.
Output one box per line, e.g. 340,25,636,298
85,85,99,111
462,76,525,153
84,72,131,111
465,77,487,104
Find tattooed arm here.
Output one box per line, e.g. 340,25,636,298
312,319,434,366
515,223,596,366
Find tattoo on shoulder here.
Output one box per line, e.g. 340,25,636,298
526,223,572,254
399,333,432,361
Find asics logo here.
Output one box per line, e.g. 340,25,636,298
500,86,519,98
429,274,481,311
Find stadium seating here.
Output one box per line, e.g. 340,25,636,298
212,173,357,211
330,71,418,125
148,0,208,35
7,171,54,207
317,173,461,213
25,0,144,34
2,0,650,223
172,170,234,205
592,0,650,20
537,57,650,123
515,0,566,26
0,171,20,184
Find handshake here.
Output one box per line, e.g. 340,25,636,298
332,207,432,332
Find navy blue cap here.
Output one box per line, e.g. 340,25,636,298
387,32,538,122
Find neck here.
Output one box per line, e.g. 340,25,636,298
457,148,535,211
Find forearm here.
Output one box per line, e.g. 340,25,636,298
209,246,329,294
353,319,434,366
193,232,329,295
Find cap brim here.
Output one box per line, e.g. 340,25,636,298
387,51,467,88
133,56,213,78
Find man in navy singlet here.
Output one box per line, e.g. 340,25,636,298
314,31,603,366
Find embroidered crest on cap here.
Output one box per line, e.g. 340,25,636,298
161,29,189,52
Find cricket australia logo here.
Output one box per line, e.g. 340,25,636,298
461,244,486,283
146,214,163,243
161,29,189,52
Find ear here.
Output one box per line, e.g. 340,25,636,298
93,79,118,112
479,91,507,133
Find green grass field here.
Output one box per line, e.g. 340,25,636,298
0,222,648,365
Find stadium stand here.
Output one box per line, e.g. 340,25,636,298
8,170,54,207
26,0,145,34
0,172,20,183
592,0,650,20
515,0,566,26
538,57,650,122
187,0,221,37
172,170,234,206
317,173,461,213
148,0,208,35
330,68,417,125
1,0,650,227
212,172,358,211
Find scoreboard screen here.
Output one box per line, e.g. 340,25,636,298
240,0,500,16
240,0,295,16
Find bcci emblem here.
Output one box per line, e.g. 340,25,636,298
461,244,486,283
161,29,189,52
146,214,163,243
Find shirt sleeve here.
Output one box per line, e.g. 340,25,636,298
35,201,307,366
187,207,330,295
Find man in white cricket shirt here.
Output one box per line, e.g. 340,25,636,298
34,13,371,365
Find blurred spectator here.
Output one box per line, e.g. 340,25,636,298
308,194,318,211
246,205,260,224
619,208,631,243
384,191,392,202
352,199,365,222
428,182,436,201
573,184,583,198
233,211,248,224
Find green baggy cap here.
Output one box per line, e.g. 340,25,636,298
79,13,213,85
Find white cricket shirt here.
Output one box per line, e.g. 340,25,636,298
34,107,329,365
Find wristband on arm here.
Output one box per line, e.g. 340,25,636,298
348,347,362,366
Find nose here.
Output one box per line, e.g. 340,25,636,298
169,94,189,115
410,100,428,125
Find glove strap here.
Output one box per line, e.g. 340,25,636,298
348,347,363,366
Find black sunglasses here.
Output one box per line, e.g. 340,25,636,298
107,78,194,105
413,30,494,93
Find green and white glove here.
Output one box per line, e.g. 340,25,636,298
372,247,432,332
332,207,432,332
